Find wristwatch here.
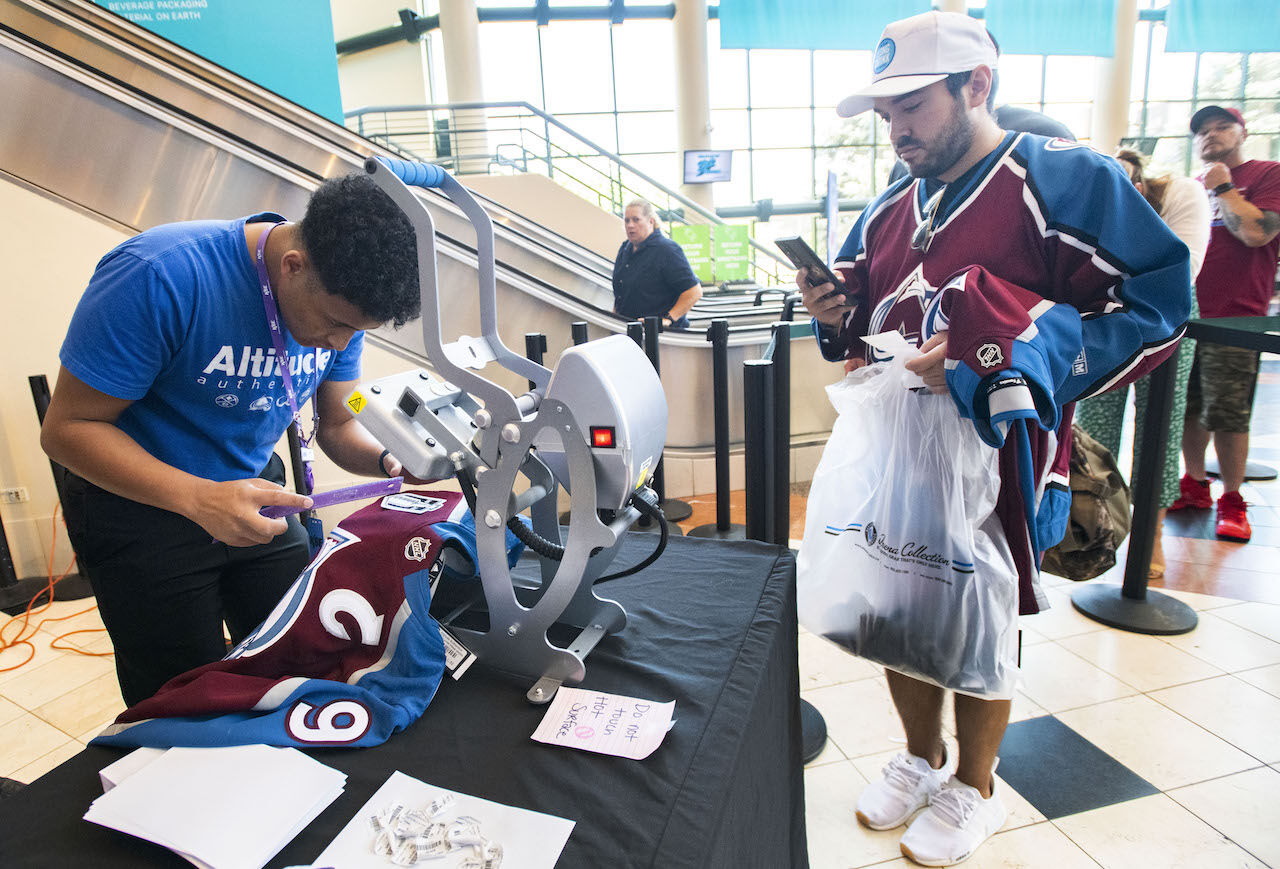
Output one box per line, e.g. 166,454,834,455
1212,181,1235,196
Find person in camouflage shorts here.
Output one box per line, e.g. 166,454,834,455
1186,343,1262,433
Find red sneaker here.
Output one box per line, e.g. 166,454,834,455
1216,491,1252,542
1170,475,1212,511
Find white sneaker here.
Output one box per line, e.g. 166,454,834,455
855,749,953,830
899,774,1007,867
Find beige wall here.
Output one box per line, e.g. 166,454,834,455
464,174,624,262
333,1,432,114
0,177,128,578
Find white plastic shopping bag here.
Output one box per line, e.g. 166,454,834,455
797,335,1020,698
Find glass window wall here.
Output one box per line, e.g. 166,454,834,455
401,5,1278,245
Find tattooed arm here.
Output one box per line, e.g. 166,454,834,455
1218,193,1280,248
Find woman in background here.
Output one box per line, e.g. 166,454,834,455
1075,149,1210,578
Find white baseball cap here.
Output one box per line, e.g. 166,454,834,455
836,11,998,118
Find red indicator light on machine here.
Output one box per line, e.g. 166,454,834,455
590,426,616,448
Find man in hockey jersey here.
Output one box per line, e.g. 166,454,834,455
796,12,1188,866
42,174,422,707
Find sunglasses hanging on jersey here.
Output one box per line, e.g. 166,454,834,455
911,186,947,255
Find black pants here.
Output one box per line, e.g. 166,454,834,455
62,454,310,706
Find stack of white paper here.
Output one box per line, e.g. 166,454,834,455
85,745,346,869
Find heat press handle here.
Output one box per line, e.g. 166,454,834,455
368,156,447,189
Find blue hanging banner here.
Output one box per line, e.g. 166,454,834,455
91,0,344,123
1165,0,1280,53
983,0,1118,56
718,0,930,51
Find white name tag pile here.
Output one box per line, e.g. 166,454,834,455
367,796,501,868
314,771,573,869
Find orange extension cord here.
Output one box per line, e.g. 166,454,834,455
0,504,111,673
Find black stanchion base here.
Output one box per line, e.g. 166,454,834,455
1070,583,1198,636
633,517,684,536
0,572,95,617
0,777,25,798
801,699,828,764
659,498,693,522
686,522,748,541
1205,458,1277,482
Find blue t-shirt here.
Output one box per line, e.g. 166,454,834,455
60,214,364,483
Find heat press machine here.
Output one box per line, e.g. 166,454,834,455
350,156,668,703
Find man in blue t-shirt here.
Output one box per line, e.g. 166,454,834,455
41,174,422,706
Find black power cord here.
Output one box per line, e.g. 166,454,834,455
453,466,667,581
595,488,667,584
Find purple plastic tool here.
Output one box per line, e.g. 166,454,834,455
260,477,404,519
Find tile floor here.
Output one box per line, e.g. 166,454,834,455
2,372,1279,866
3,508,1278,868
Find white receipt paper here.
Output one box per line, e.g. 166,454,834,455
314,770,574,869
531,687,675,760
85,745,345,869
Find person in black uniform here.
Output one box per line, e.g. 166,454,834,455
612,199,703,329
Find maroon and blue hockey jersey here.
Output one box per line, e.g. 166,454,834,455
92,492,517,749
817,132,1191,613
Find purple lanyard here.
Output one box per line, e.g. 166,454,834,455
254,223,319,487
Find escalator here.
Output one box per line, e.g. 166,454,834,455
0,0,836,451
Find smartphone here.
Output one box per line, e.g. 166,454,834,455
774,236,844,301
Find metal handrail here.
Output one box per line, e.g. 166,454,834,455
345,100,791,283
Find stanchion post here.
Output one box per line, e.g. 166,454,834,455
688,320,746,540
524,332,547,391
626,321,645,347
643,316,693,524
747,351,828,762
1123,351,1175,599
744,359,775,543
28,375,70,503
555,326,588,527
1071,354,1197,634
642,317,666,503
771,322,791,547
711,320,732,531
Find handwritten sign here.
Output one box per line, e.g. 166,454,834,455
531,688,674,760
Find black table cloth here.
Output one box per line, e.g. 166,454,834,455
0,534,807,869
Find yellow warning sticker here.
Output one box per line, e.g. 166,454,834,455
636,457,653,489
347,392,367,414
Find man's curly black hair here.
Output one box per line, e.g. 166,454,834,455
299,174,420,328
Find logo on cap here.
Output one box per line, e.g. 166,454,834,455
873,38,896,74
